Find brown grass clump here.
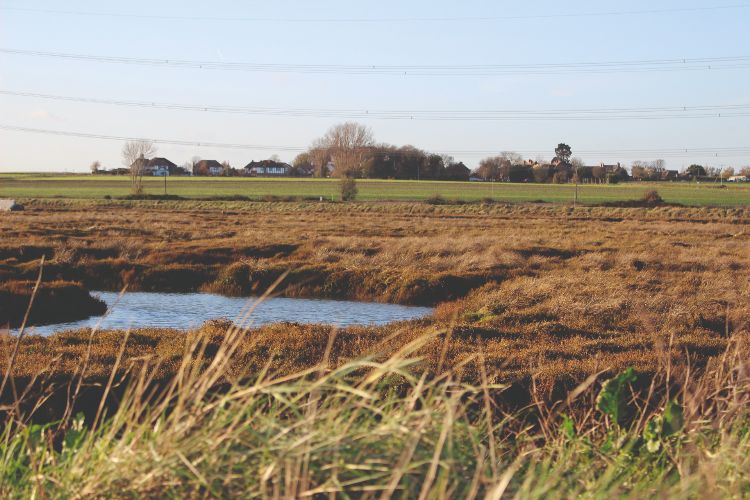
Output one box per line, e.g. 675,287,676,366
641,189,664,205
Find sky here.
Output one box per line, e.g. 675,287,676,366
0,0,749,172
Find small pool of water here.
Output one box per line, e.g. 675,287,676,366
22,291,434,336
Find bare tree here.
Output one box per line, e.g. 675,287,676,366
705,166,722,178
90,160,101,175
440,154,455,171
221,161,233,176
499,151,523,164
653,159,666,175
122,140,157,194
308,147,331,177
476,156,508,181
190,156,202,176
313,122,375,177
721,167,735,179
571,157,586,183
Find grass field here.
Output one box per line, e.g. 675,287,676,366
1,173,749,206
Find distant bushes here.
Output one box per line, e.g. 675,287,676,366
118,194,186,201
425,194,449,205
424,196,500,206
599,189,674,208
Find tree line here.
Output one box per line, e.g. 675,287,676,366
296,124,629,184
292,122,471,180
106,122,749,194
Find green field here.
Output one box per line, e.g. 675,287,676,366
1,173,748,206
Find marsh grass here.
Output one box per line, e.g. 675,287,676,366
1,200,749,495
1,201,748,387
1,304,750,497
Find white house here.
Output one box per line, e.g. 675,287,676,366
244,160,293,177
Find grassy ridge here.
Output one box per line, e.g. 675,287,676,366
1,173,749,205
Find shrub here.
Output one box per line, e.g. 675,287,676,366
340,177,358,201
425,194,448,205
640,190,664,205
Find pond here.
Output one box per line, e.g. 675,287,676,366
22,291,434,336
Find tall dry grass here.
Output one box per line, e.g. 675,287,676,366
1,307,750,496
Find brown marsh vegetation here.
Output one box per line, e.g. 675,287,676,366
1,199,749,495
1,199,748,407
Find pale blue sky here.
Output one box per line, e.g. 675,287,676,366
1,0,749,171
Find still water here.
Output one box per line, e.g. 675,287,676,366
24,291,433,336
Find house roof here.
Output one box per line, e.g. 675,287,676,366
195,160,224,170
129,157,177,169
148,157,177,168
446,162,470,171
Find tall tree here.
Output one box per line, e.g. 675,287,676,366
686,164,706,177
554,143,572,164
122,140,156,194
313,122,374,177
476,156,512,181
721,167,735,179
499,151,523,164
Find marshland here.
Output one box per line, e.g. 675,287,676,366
0,197,748,496
4,0,750,493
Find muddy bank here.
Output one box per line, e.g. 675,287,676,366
1,257,507,307
0,280,107,328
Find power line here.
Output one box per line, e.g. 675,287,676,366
3,4,749,23
1,124,748,159
0,125,304,152
2,48,750,76
2,89,750,121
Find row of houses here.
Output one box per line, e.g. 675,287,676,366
127,157,750,182
130,158,303,177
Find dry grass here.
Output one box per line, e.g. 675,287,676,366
1,199,750,495
0,199,747,408
1,312,750,496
